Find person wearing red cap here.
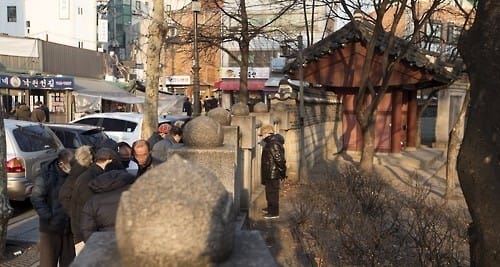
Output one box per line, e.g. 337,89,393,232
147,123,171,147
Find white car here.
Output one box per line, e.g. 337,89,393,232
70,112,190,146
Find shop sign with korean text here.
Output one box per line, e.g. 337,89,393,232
0,74,74,90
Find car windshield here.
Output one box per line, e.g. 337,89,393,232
80,129,109,146
13,125,60,152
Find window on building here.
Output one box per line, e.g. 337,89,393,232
446,22,461,45
135,1,141,10
421,20,443,54
7,6,17,22
444,22,461,56
227,50,280,68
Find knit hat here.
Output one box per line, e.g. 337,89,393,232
158,123,172,134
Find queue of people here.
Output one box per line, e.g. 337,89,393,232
11,101,50,122
31,122,185,267
30,120,286,266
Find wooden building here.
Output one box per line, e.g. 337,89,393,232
285,20,455,153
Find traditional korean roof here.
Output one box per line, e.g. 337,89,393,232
284,19,456,85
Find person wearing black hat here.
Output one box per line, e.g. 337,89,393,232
260,124,287,219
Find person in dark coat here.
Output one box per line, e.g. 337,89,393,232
132,139,162,178
31,149,75,267
151,126,183,162
260,124,287,219
59,145,94,246
40,101,50,122
204,96,211,113
182,97,193,116
69,148,118,244
14,102,31,121
147,123,171,148
80,169,135,242
31,101,47,122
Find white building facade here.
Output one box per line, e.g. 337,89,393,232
0,0,98,50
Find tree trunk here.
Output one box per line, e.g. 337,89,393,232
457,0,500,265
359,118,375,172
239,42,249,106
142,0,165,140
238,0,249,106
0,111,14,257
445,88,469,198
415,115,422,148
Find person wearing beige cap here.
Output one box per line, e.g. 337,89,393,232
260,124,287,219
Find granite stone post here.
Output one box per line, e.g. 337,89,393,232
172,116,240,214
231,115,256,211
115,155,235,267
435,84,467,149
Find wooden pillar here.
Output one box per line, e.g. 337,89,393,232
391,90,403,153
407,91,418,148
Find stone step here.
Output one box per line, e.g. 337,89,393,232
345,147,444,171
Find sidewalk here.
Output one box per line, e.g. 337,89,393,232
2,210,39,267
248,146,467,266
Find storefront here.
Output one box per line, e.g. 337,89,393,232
0,73,73,122
214,79,267,110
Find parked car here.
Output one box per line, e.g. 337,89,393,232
4,119,64,201
46,123,116,150
70,112,190,146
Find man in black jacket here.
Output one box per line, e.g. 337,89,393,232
31,149,75,267
132,139,162,178
80,169,136,241
69,148,118,245
260,124,287,220
58,145,94,254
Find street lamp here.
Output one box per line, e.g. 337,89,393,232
192,0,201,116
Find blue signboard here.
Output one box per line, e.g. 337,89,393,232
0,74,74,90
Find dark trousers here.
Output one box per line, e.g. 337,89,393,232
265,179,280,215
39,231,75,267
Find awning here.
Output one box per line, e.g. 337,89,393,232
214,79,266,91
73,77,144,112
73,77,143,103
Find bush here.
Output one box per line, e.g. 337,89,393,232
291,165,470,266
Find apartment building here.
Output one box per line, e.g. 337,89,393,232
0,0,98,50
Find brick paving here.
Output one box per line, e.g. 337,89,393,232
0,242,38,267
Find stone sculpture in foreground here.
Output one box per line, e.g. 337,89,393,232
115,154,235,267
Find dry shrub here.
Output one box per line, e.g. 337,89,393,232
291,165,470,267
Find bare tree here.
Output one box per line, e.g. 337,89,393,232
141,0,166,140
172,0,299,106
457,0,500,265
0,111,13,257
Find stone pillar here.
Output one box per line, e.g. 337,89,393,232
435,84,467,148
170,116,240,215
231,103,256,211
116,154,235,267
251,102,271,192
391,90,403,153
406,90,418,149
